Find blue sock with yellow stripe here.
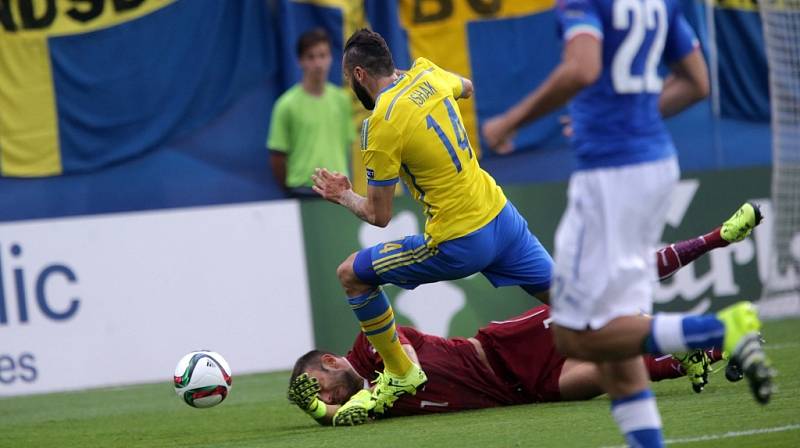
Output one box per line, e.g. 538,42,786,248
348,287,412,376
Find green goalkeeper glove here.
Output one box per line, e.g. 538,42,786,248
287,373,327,419
332,389,373,427
676,350,710,393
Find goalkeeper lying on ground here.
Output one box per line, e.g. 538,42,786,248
289,305,726,426
289,203,762,426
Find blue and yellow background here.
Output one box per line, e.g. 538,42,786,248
0,0,772,221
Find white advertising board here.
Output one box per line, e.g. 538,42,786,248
0,201,312,396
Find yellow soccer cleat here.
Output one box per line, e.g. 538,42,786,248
370,363,427,415
721,202,763,243
332,389,374,427
717,301,776,404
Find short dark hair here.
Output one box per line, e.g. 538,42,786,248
296,28,331,58
289,349,335,388
343,28,395,77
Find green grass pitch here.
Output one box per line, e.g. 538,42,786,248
2,319,798,448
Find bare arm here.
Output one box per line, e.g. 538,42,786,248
482,34,601,150
659,47,709,118
269,151,287,190
312,168,395,227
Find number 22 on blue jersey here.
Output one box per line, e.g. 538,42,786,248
612,0,668,94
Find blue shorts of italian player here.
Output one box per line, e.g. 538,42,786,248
353,202,553,295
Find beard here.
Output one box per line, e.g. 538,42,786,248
351,78,376,110
329,368,365,405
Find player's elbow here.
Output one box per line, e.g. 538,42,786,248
692,75,710,101
676,48,710,101
563,35,601,88
372,214,391,228
368,202,393,227
574,62,601,88
365,187,394,227
561,60,599,89
675,72,709,108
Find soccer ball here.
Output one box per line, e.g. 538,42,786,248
173,351,232,408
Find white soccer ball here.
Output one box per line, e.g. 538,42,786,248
173,351,232,408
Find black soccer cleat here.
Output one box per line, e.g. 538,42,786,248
725,359,744,382
733,333,777,405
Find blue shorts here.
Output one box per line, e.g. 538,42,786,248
353,202,553,294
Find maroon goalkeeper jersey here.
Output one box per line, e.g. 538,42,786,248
345,306,565,417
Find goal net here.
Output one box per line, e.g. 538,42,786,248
758,0,800,318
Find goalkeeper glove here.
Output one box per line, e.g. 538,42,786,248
676,350,711,393
333,389,373,427
287,373,327,419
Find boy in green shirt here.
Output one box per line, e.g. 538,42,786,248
268,29,355,198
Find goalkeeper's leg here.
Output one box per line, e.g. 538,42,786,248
656,202,763,280
555,302,776,405
557,349,723,401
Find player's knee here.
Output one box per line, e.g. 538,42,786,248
336,257,356,287
337,253,369,295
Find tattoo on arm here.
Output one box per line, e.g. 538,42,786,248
340,190,371,223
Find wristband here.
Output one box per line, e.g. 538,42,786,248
308,399,327,419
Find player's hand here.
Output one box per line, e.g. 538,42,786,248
332,389,374,427
287,373,322,412
312,168,352,204
481,115,515,155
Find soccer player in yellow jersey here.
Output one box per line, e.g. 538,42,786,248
312,29,553,420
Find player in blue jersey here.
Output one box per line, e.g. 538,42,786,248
482,0,775,446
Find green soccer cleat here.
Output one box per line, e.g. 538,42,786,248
676,350,711,393
332,389,374,427
717,301,776,404
721,202,763,243
370,363,428,414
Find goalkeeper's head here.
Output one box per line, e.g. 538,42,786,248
290,350,364,405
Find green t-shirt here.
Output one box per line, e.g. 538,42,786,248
267,83,355,188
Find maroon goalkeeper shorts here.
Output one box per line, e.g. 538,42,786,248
474,305,566,402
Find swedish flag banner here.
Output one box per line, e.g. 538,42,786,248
0,0,773,200
0,0,274,177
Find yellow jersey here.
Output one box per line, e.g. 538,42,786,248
361,57,507,246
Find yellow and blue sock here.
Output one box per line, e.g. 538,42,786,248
611,389,664,448
644,314,725,355
348,288,412,376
